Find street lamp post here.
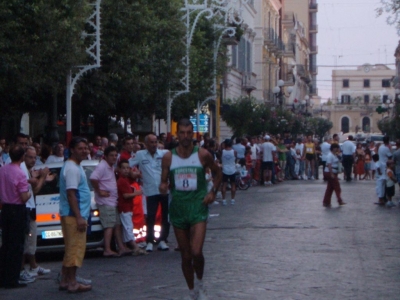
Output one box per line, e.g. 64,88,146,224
166,0,245,141
66,0,102,145
301,95,311,115
273,80,294,110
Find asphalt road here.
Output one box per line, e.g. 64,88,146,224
1,178,400,300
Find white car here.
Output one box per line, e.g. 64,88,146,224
33,160,103,251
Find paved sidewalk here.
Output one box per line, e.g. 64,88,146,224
1,179,400,299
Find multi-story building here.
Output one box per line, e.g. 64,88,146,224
326,64,396,134
281,0,318,107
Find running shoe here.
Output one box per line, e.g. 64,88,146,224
386,201,395,207
29,266,50,276
19,270,35,284
157,241,169,251
197,287,209,300
146,243,154,252
230,199,235,205
222,200,227,206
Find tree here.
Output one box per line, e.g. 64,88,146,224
377,0,400,34
0,0,90,111
222,96,333,138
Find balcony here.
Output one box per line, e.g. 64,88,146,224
309,24,318,33
297,65,311,84
264,28,285,55
283,42,295,58
281,64,295,85
310,45,318,54
242,72,257,92
310,64,318,75
310,87,318,96
309,3,318,12
264,28,277,49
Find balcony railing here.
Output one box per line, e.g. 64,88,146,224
242,72,257,92
310,65,318,74
309,3,318,11
309,24,318,32
310,45,318,53
264,28,285,55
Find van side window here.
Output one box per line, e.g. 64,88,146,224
36,165,96,195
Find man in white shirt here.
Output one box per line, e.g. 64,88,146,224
232,137,245,160
130,134,170,252
320,137,332,181
261,135,275,185
249,137,259,180
341,135,356,182
378,136,393,176
295,138,305,180
20,147,52,282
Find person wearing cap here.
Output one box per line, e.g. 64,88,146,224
260,135,276,185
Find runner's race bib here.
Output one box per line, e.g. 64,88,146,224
175,172,197,191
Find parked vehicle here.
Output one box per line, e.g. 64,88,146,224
33,160,104,252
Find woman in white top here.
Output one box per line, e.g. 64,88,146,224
322,143,346,207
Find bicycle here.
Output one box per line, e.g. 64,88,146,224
235,170,252,190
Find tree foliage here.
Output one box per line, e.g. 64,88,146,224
0,0,90,112
377,0,400,34
222,97,333,139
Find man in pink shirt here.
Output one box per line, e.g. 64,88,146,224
0,145,31,288
90,146,131,257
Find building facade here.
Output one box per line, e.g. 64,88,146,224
326,64,396,134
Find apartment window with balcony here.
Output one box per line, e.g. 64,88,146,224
343,79,349,88
382,79,391,88
363,79,370,88
231,37,252,73
341,95,351,104
364,95,369,104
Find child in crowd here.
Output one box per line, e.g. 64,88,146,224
245,146,253,174
294,149,302,177
363,148,372,180
386,161,397,207
117,160,148,256
373,154,386,205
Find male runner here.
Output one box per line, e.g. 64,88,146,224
160,119,222,300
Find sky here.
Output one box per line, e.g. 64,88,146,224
317,0,400,102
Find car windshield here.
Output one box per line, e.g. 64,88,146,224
36,166,95,195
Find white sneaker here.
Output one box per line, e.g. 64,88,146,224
216,192,222,199
146,243,153,252
157,241,169,251
29,266,50,276
311,176,315,180
222,200,227,206
212,200,219,205
230,199,235,205
19,270,36,284
197,287,209,300
386,201,395,207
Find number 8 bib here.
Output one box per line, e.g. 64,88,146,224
175,173,197,191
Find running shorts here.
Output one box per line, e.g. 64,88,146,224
169,198,208,230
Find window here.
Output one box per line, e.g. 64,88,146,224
382,79,391,88
364,95,369,104
341,117,350,134
341,95,351,104
364,79,370,88
232,37,252,73
343,79,349,88
362,117,371,132
382,95,388,103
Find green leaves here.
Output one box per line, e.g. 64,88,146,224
221,97,333,139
